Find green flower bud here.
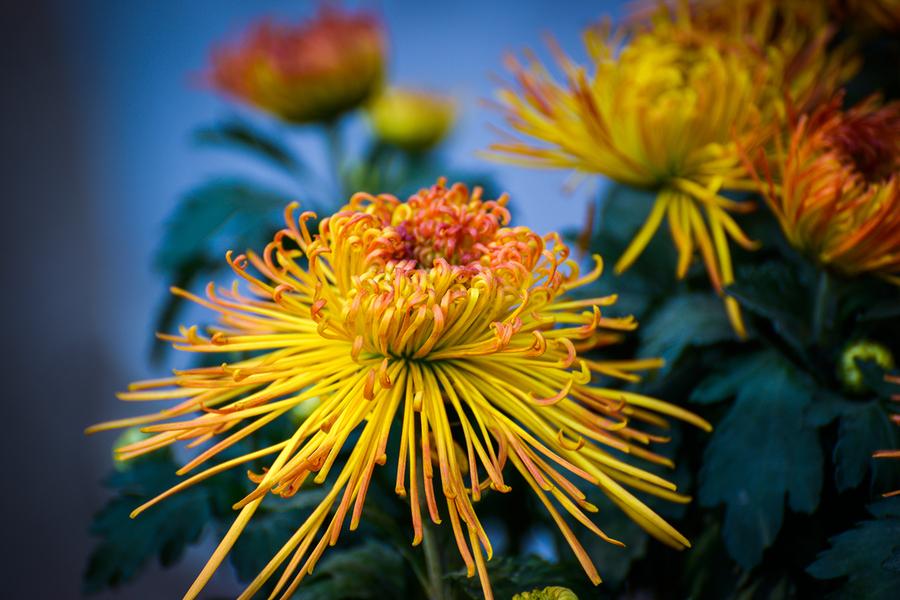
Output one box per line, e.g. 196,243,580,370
513,586,578,600
839,340,895,393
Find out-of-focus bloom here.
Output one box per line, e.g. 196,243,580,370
207,7,385,123
839,340,896,393
626,0,858,116
488,24,778,337
368,87,455,152
874,374,900,497
88,179,709,600
513,586,578,600
745,95,900,281
843,0,900,31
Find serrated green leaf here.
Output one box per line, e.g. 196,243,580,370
84,451,211,593
448,555,600,600
699,352,823,569
639,293,736,374
834,401,900,493
228,490,330,584
154,178,291,273
293,541,408,600
807,497,900,600
727,262,812,357
689,355,768,405
194,118,303,175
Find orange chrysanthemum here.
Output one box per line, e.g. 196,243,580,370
88,179,709,600
746,95,900,281
207,7,385,123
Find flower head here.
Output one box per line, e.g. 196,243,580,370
88,179,708,599
627,0,858,115
746,95,900,281
207,7,385,123
368,87,456,152
488,23,777,336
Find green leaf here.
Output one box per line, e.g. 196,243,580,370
699,351,823,569
293,541,408,600
807,497,900,600
84,451,211,593
154,178,291,273
689,356,768,405
228,490,329,584
194,118,303,175
834,401,900,493
727,261,812,357
448,555,600,600
640,293,736,374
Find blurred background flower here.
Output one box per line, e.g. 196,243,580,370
207,7,386,124
368,87,456,152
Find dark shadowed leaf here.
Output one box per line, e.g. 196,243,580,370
154,178,291,273
448,555,601,600
639,293,736,374
807,497,900,600
84,451,211,593
699,351,822,569
834,401,900,493
292,541,408,600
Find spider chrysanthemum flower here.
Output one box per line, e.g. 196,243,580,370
88,180,709,600
488,5,855,338
207,7,385,124
746,95,900,281
488,25,772,337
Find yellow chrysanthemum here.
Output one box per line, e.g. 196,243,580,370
368,87,456,152
88,179,709,600
745,95,900,281
488,4,854,337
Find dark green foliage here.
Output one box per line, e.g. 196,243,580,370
698,352,823,569
807,498,900,600
639,292,735,374
84,450,211,593
293,541,408,600
448,556,601,600
155,178,291,273
834,401,900,493
194,118,305,176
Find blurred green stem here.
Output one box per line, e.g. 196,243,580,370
422,517,446,600
324,119,343,198
813,270,832,344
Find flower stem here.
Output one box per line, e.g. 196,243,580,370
324,119,344,198
421,514,446,600
812,270,832,344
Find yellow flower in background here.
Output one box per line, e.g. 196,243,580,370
745,96,900,281
88,179,709,600
874,374,900,498
627,0,858,116
488,23,773,337
207,7,386,123
368,87,456,152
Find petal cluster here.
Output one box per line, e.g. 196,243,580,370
90,180,708,600
208,7,385,123
747,96,900,281
488,2,855,337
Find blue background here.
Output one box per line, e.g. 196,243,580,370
3,1,625,597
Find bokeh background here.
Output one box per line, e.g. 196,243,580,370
2,0,628,597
